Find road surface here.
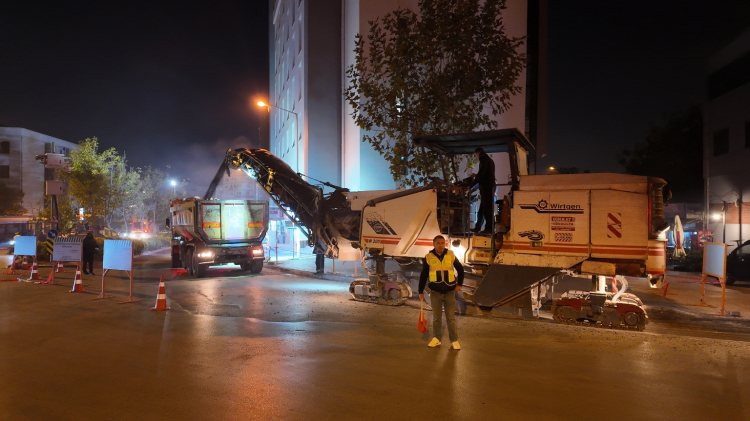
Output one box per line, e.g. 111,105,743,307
0,248,748,420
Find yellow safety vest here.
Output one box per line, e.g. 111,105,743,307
426,250,456,286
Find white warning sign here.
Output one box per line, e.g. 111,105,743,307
551,216,575,232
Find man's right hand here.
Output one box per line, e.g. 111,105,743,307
419,294,424,301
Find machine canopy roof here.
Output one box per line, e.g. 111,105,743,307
413,128,534,155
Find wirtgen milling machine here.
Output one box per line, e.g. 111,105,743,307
225,129,668,331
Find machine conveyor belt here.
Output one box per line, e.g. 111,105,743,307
473,265,562,307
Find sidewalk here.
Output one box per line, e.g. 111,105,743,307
268,243,403,283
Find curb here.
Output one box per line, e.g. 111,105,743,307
267,262,359,284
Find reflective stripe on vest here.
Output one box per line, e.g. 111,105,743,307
426,250,455,285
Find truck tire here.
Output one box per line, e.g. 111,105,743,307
186,249,194,276
251,259,263,274
195,262,207,278
171,250,181,268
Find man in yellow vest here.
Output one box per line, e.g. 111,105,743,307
419,235,464,349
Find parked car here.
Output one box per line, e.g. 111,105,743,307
726,240,750,285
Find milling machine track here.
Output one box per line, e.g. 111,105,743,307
349,279,411,306
552,291,648,331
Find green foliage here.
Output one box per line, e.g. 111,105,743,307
141,236,170,252
124,166,171,232
32,195,78,233
36,241,51,261
0,183,26,215
345,0,526,186
618,105,703,202
93,237,146,256
674,250,703,272
59,137,124,222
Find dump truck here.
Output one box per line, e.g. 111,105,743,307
221,128,668,330
167,198,269,277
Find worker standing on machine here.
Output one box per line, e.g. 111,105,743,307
419,235,464,350
470,147,496,234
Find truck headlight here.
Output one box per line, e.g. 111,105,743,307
198,251,214,258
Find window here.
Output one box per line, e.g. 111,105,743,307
713,129,729,156
0,165,9,178
745,122,750,149
0,141,9,154
737,245,750,257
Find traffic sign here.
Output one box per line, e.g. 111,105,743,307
47,229,59,239
50,216,59,224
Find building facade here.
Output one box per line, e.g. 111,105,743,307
0,127,77,217
704,27,750,251
268,0,547,192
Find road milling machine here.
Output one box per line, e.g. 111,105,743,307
224,129,668,331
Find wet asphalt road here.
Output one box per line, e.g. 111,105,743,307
1,250,749,420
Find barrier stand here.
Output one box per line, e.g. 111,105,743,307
663,243,731,316
95,240,139,304
332,259,337,275
51,236,83,288
94,269,115,300
117,269,140,304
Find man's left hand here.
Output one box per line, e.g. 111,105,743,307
456,286,462,291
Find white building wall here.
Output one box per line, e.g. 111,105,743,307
273,0,530,193
0,127,77,216
704,27,750,253
342,0,528,191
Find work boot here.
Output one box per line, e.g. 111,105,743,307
428,337,441,348
451,341,461,350
471,226,482,233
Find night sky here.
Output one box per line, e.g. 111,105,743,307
2,1,749,192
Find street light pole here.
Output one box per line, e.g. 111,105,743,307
257,101,300,173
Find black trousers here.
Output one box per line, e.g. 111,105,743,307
83,254,94,273
315,254,325,272
476,185,495,232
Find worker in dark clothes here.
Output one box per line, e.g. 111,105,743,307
82,231,98,275
470,147,496,234
312,242,325,275
419,235,464,350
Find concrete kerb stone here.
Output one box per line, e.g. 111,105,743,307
267,262,356,284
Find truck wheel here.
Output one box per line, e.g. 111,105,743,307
240,262,251,271
251,259,263,274
171,251,181,268
186,249,194,276
726,275,737,286
195,262,207,278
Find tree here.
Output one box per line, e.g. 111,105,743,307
59,137,124,223
345,0,526,186
0,183,25,215
618,105,703,202
33,195,78,233
124,166,170,232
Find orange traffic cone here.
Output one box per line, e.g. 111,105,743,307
69,265,85,293
28,259,40,281
56,262,65,273
151,276,170,311
22,256,29,270
3,258,15,275
40,270,54,285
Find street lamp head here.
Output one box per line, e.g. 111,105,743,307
712,213,721,220
549,166,555,171
170,180,176,186
257,101,268,107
